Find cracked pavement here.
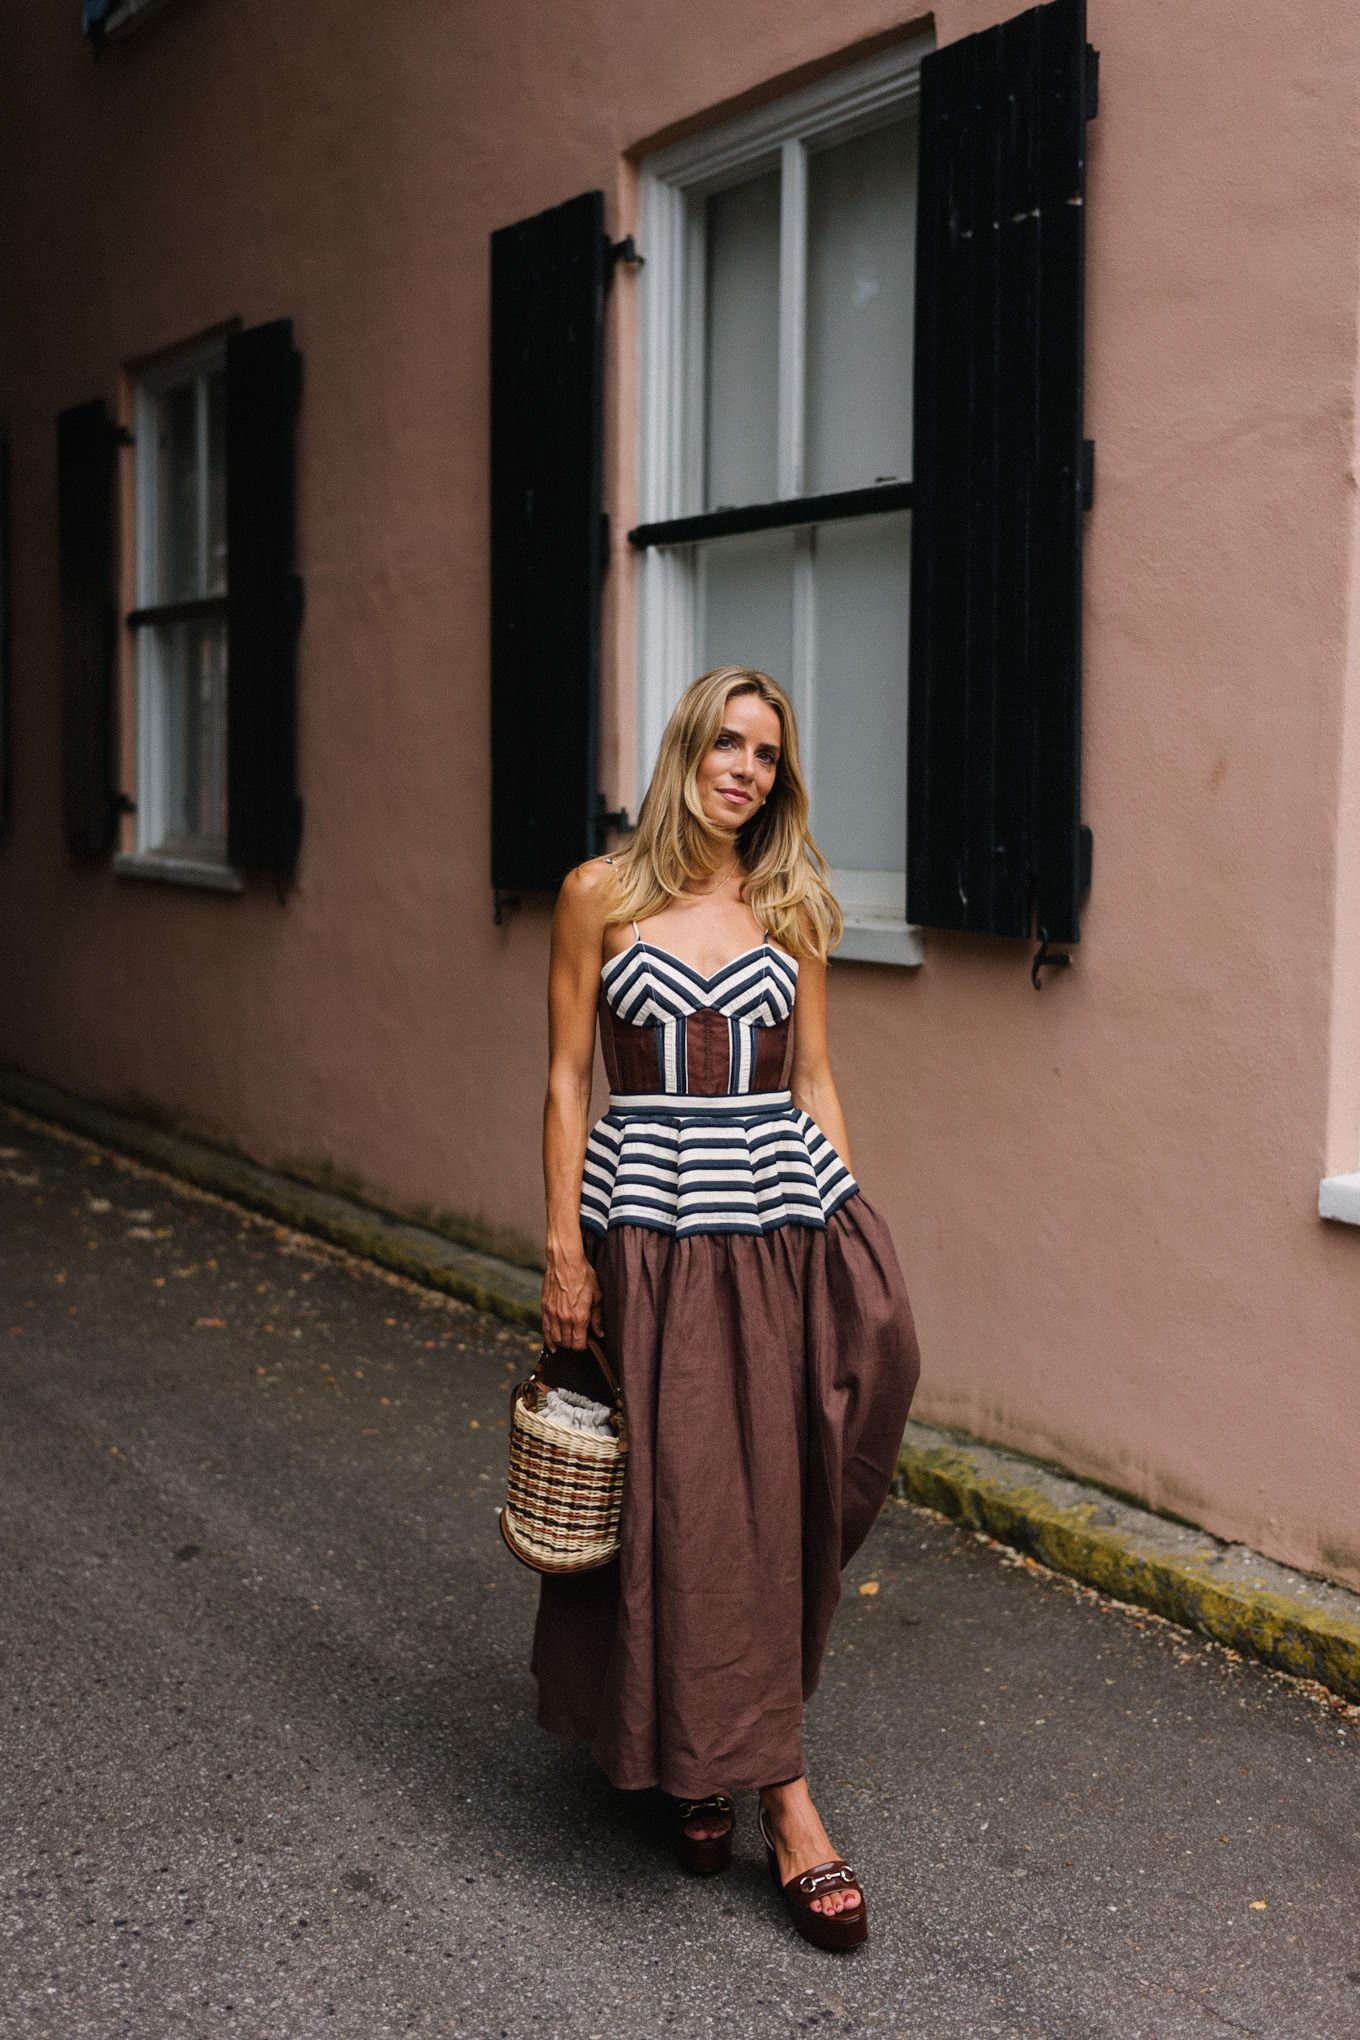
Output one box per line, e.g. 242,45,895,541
2,1107,1359,2039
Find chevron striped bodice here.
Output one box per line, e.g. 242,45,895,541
581,933,858,1240
596,936,797,1098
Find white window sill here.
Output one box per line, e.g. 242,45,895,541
113,852,244,895
832,920,925,968
1319,1173,1360,1225
828,870,924,967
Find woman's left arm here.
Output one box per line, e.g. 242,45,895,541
789,955,852,1173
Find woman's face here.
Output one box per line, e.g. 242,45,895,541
695,691,782,836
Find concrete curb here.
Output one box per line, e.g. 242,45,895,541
9,1062,1358,1704
898,1425,1360,1705
0,1064,544,1331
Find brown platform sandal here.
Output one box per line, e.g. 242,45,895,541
672,1793,735,1875
758,1805,868,1950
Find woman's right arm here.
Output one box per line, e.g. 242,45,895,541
541,863,611,1350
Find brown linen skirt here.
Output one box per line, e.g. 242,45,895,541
530,1192,919,1799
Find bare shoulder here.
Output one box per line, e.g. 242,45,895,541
788,906,826,966
790,916,827,1003
554,858,619,944
564,856,619,903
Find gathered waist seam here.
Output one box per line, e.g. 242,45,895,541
606,1089,792,1121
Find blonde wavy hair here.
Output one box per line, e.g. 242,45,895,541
606,666,842,962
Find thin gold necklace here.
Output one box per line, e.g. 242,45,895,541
685,861,740,899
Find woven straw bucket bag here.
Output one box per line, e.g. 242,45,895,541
499,1335,628,1574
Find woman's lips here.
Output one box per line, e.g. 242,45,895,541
718,787,751,806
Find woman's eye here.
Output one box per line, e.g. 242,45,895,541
714,733,736,750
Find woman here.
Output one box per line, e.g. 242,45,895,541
533,665,920,1950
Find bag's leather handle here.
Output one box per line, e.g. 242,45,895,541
584,1332,620,1401
535,1332,621,1404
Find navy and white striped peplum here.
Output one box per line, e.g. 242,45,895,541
580,937,858,1239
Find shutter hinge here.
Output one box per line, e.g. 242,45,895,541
114,791,137,815
607,235,645,271
1031,928,1072,990
1085,44,1100,120
1081,440,1095,512
597,793,633,835
493,888,520,928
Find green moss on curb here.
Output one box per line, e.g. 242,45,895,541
10,1062,1357,1699
899,1442,1360,1705
1,1066,543,1333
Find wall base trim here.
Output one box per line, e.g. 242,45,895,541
0,1064,543,1328
898,1422,1360,1705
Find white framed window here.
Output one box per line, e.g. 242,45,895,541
119,336,240,892
634,34,932,964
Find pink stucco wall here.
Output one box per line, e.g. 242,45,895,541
2,0,1359,1585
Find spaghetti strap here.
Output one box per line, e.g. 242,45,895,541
632,920,642,945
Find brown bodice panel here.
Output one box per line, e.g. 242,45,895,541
597,987,661,1093
597,988,792,1097
754,1014,794,1092
684,1007,730,1095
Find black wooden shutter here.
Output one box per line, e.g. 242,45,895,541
226,319,304,881
58,399,118,856
0,428,12,834
908,0,1092,943
490,189,606,894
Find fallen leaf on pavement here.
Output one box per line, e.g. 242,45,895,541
859,1581,880,1596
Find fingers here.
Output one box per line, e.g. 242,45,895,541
545,1312,589,1352
540,1267,600,1352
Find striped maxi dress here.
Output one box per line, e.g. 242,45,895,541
531,931,920,1797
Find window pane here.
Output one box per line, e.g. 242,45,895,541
148,618,228,858
810,511,910,871
699,527,794,689
705,170,780,510
206,367,227,597
155,381,201,603
804,116,917,496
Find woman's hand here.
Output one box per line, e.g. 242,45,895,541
541,1245,605,1352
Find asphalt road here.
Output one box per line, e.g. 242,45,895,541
2,1109,1358,2040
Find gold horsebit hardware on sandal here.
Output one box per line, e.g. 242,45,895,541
795,1863,861,1897
675,1794,734,1822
